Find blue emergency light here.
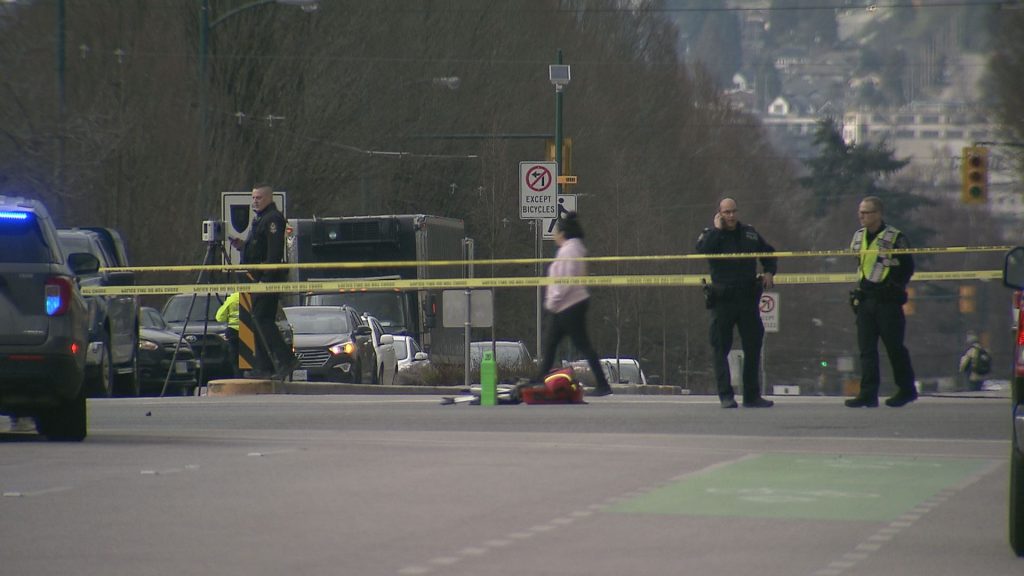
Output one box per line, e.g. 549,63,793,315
45,289,63,315
0,210,31,221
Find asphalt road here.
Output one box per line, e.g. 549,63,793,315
1,394,1020,576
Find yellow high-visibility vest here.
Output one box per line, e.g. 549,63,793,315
851,226,901,283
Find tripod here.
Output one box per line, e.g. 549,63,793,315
160,239,231,397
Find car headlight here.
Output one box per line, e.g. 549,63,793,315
329,342,356,356
139,339,160,351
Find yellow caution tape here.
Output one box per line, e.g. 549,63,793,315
81,270,1004,297
97,245,1014,274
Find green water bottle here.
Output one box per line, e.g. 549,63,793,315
480,350,497,406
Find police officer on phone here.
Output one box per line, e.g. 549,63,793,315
229,184,298,380
696,197,777,409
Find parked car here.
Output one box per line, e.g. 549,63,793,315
1000,246,1024,557
564,358,647,388
137,307,198,396
162,293,294,381
57,227,139,397
393,335,430,385
601,358,648,385
0,195,97,440
161,293,231,383
470,340,535,383
394,335,429,371
363,314,398,385
283,305,377,384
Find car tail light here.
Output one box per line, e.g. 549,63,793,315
44,276,73,316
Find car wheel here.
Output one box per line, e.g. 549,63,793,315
94,333,115,398
36,387,87,442
1012,432,1024,557
114,350,139,397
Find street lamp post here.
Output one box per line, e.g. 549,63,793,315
197,0,318,212
541,51,570,357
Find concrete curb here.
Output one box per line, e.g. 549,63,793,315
207,379,688,397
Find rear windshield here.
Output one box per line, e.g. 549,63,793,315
0,213,54,263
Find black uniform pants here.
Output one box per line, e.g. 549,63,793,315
535,299,610,388
709,294,764,402
855,296,915,399
251,293,293,373
224,327,240,378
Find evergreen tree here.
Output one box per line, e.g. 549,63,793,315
799,118,934,243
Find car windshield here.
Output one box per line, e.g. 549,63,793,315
471,343,529,366
306,292,405,332
162,295,225,323
57,234,93,256
140,309,168,330
284,309,352,335
0,214,53,263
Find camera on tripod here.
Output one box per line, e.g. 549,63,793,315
202,220,225,243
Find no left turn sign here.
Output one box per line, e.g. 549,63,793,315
520,161,558,220
760,291,779,333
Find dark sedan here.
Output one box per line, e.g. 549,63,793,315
283,306,376,384
138,307,198,396
161,293,232,383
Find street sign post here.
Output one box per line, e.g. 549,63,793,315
519,161,558,220
760,291,779,333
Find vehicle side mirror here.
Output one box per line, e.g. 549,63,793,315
1004,247,1024,290
354,325,372,337
380,334,394,345
413,352,428,362
104,270,136,287
67,252,100,275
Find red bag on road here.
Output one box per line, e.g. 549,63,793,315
519,368,585,404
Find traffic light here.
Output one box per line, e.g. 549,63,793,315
959,284,977,314
960,146,989,204
544,137,573,180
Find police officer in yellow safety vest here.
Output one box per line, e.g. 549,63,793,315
215,292,240,378
846,196,917,408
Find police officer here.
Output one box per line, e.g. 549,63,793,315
231,184,298,380
846,196,917,408
696,197,777,409
215,292,240,378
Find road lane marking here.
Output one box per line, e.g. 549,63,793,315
3,486,72,497
605,454,993,521
809,457,1003,576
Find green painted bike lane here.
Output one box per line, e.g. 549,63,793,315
608,453,994,522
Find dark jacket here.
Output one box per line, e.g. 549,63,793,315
696,222,778,288
242,202,286,282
